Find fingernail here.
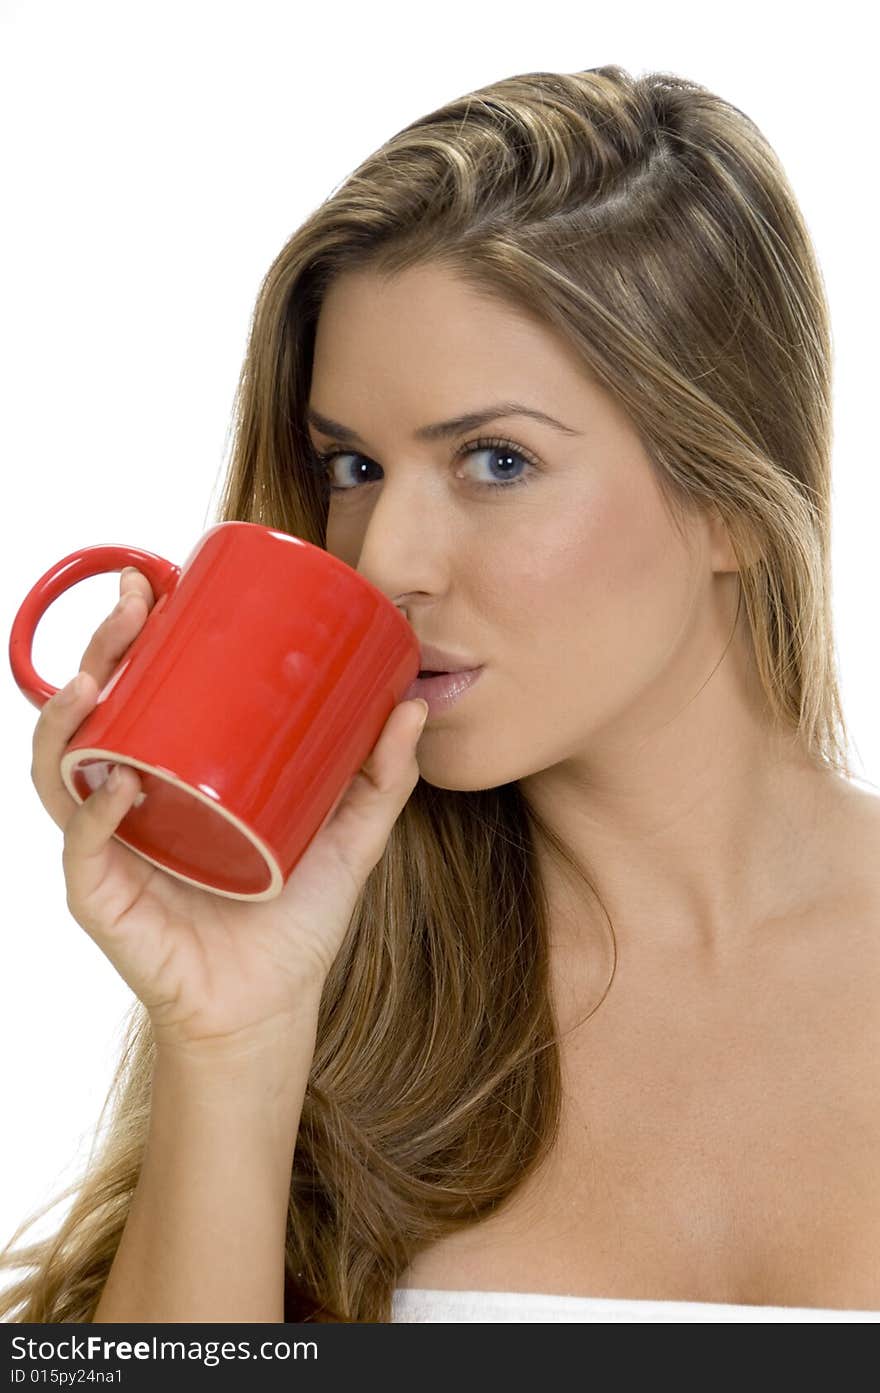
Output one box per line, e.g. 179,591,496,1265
105,765,145,804
413,699,429,732
57,673,83,704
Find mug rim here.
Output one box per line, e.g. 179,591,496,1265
59,745,284,902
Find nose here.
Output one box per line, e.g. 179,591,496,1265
352,473,452,609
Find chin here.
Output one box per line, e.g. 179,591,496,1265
417,763,517,795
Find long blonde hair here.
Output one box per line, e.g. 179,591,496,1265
1,64,857,1322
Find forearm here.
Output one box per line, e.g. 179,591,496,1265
92,1007,321,1323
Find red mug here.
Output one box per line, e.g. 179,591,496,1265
9,522,421,901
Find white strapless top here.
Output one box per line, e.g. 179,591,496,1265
391,1287,879,1322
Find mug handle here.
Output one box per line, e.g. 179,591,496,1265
8,544,181,711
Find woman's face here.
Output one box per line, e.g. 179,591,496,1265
307,261,735,790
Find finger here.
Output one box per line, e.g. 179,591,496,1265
77,577,153,685
31,670,102,830
62,762,146,939
33,576,155,830
358,698,428,795
321,698,428,877
269,698,428,981
118,566,156,607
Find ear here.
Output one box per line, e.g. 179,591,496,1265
705,504,741,574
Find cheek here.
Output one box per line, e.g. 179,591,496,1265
486,475,686,624
579,478,683,607
497,479,699,719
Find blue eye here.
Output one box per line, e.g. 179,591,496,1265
307,436,538,495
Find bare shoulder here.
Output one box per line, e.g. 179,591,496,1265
837,777,880,841
830,779,880,924
796,775,880,1084
823,777,880,1067
821,779,880,1305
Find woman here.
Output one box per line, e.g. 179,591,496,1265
3,64,878,1323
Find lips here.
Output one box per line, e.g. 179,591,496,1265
403,666,485,712
417,642,480,674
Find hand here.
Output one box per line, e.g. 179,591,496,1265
30,568,429,1053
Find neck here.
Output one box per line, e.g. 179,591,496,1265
521,591,845,976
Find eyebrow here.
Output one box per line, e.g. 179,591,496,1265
305,400,582,445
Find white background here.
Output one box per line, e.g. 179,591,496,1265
2,0,877,1290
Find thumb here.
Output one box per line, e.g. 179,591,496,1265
356,696,429,796
313,697,428,874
